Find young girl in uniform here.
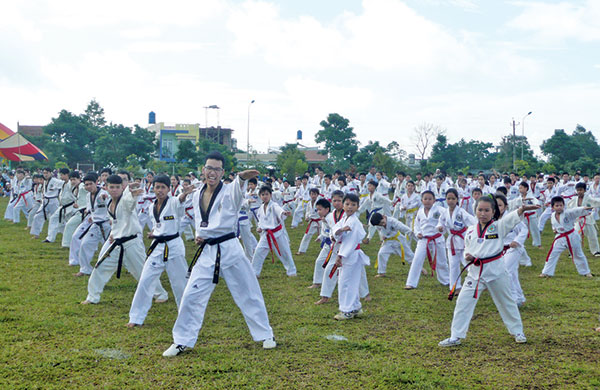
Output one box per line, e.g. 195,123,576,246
439,195,539,347
405,190,449,290
437,189,476,293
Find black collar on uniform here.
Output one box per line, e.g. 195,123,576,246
153,197,168,223
108,195,122,220
199,181,223,224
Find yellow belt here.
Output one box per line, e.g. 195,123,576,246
406,206,419,213
375,231,406,267
359,193,369,198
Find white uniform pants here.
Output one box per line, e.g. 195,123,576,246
298,221,319,253
251,230,297,276
504,247,526,304
524,213,541,246
179,217,195,240
129,238,188,324
312,243,331,284
238,223,258,261
447,248,465,291
12,195,33,223
320,259,369,299
450,272,523,339
62,211,85,247
69,220,87,266
77,221,110,273
377,239,414,274
291,201,306,228
541,233,591,276
85,236,168,303
46,206,73,242
538,207,552,233
30,198,59,236
406,237,449,288
138,210,153,231
27,202,41,227
579,222,600,254
3,197,15,220
338,260,364,313
172,258,274,348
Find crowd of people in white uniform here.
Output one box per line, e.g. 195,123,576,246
2,153,600,355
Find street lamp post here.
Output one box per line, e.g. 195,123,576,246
521,111,532,160
247,100,255,164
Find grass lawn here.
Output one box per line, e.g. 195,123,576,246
1,196,599,389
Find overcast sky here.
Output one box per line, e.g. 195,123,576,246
1,0,599,157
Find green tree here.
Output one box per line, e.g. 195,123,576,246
44,110,96,166
540,129,579,167
175,140,200,167
314,113,358,169
82,99,106,128
276,143,308,180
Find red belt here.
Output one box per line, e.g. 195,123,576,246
305,218,321,234
185,206,194,220
282,199,294,205
524,211,536,238
329,244,360,278
17,190,31,207
577,217,586,239
546,229,574,262
392,197,400,208
449,227,467,256
266,224,283,263
460,196,470,208
425,233,442,275
448,251,503,300
563,194,575,199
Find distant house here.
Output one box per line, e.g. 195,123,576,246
17,123,44,137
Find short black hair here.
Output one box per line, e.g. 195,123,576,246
259,185,272,194
472,188,483,195
106,175,122,185
248,178,258,185
503,177,511,184
316,198,331,210
446,188,459,199
519,181,529,191
205,151,225,166
331,190,344,199
421,190,434,199
368,180,378,187
309,188,319,195
369,212,384,226
153,175,170,188
343,193,360,205
83,173,98,183
117,170,131,181
69,171,80,179
551,196,564,207
496,186,508,196
575,182,587,190
183,179,191,185
59,168,70,175
100,168,112,175
547,177,555,183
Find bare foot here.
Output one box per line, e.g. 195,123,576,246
595,327,600,332
585,273,593,278
155,298,168,303
73,272,87,277
296,252,303,256
539,273,550,278
288,273,297,278
421,268,428,276
315,297,330,305
362,294,372,301
307,284,320,289
375,274,386,278
404,285,415,290
80,300,94,305
126,323,141,328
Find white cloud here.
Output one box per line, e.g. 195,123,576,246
509,1,600,43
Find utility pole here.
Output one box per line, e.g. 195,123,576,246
512,118,517,171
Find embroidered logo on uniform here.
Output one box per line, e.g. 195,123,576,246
467,281,472,286
488,224,497,233
433,211,440,219
456,214,462,221
163,215,175,220
485,234,499,239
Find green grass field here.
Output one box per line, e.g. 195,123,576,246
1,196,600,389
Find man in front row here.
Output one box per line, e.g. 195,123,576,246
163,151,276,357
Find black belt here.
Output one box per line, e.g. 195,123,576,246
79,220,109,241
188,232,237,284
59,201,75,223
95,234,137,279
38,196,59,219
146,233,180,262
